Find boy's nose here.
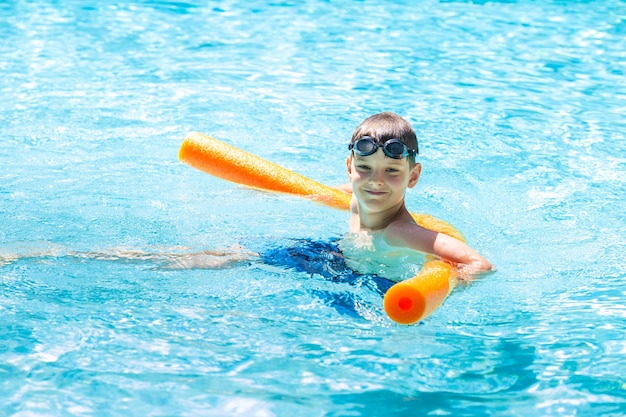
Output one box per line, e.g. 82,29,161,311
369,171,385,185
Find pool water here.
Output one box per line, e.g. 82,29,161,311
1,1,625,416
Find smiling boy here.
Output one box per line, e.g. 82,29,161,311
338,112,492,278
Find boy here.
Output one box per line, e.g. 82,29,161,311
336,112,492,279
1,113,492,279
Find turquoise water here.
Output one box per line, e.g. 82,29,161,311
1,0,625,415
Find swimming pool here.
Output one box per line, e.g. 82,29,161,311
1,0,625,415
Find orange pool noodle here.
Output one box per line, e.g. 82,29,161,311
179,132,465,324
383,260,456,324
179,132,351,211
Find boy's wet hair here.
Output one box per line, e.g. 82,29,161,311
350,112,418,165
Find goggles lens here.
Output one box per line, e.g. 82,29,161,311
349,136,416,159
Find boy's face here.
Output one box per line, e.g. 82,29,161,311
347,149,421,214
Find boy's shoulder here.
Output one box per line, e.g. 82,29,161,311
383,213,438,252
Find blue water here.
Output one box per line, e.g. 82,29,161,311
1,0,625,416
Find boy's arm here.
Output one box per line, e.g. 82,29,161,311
385,221,493,275
432,232,493,273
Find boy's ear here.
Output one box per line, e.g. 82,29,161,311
346,156,352,174
407,163,422,188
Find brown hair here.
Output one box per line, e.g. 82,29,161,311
350,112,418,164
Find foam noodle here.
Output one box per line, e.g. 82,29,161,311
179,132,464,324
383,260,455,324
179,132,351,210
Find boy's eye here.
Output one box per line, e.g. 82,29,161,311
387,166,406,174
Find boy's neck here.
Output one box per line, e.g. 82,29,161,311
353,201,407,232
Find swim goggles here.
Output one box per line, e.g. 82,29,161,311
348,136,417,159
